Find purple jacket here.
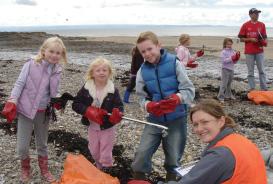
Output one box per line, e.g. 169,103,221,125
10,59,62,120
220,48,236,71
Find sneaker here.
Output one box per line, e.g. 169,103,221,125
219,99,224,104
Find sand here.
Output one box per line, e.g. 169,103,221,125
88,36,273,60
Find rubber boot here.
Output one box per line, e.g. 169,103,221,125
132,171,147,180
38,156,55,182
123,90,131,103
166,172,177,182
20,157,31,183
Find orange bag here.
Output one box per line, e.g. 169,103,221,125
247,90,273,105
52,153,120,184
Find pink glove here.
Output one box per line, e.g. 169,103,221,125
1,101,17,123
196,49,204,57
109,108,123,125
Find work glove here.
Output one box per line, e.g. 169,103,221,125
52,102,62,110
260,40,267,47
146,101,164,117
1,101,17,123
186,59,198,68
50,92,75,110
127,180,151,184
196,49,204,57
231,51,240,63
84,106,107,125
159,94,181,114
109,108,123,125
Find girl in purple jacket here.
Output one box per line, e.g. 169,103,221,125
1,37,67,183
217,38,240,103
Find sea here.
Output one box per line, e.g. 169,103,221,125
0,24,273,38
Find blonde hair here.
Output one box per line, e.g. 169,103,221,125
190,99,237,129
223,38,233,48
136,31,159,45
85,57,114,81
179,34,190,45
34,37,67,64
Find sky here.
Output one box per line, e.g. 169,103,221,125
0,0,273,27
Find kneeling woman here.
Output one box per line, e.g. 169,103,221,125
163,99,267,184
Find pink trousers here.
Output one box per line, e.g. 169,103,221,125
88,126,115,169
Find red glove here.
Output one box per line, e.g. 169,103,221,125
231,51,240,63
146,101,164,117
127,180,151,184
159,94,181,114
196,49,204,57
260,40,267,47
186,59,198,68
53,102,62,110
1,102,17,123
109,108,123,125
84,106,107,125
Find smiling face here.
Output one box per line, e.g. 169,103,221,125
137,39,161,64
191,110,225,143
43,43,63,64
225,41,233,49
92,64,110,84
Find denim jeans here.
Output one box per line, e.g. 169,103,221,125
245,53,267,90
131,116,187,174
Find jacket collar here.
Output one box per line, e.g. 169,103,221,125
84,79,115,101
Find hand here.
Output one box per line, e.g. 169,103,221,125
109,108,123,124
186,59,198,68
53,102,62,110
196,49,204,57
231,51,240,63
159,94,181,114
260,40,267,47
186,62,198,68
146,101,164,117
249,38,258,43
1,101,17,123
84,106,107,125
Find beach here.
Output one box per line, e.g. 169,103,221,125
0,32,273,184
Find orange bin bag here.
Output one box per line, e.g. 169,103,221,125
52,153,120,184
247,90,273,105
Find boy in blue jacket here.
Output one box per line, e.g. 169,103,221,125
131,31,195,182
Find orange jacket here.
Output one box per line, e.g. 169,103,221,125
214,133,267,184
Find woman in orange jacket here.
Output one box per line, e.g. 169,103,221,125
159,99,267,184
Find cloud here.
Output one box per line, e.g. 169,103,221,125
15,0,37,6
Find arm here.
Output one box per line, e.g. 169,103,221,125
135,68,149,110
175,60,195,104
9,61,30,103
169,147,235,184
176,46,188,66
221,50,234,64
72,86,89,115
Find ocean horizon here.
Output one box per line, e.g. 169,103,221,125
0,24,273,38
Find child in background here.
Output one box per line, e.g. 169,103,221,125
217,38,240,103
1,37,67,183
123,46,144,103
72,57,123,171
175,34,204,68
131,31,195,182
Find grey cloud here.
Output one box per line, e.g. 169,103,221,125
15,0,37,6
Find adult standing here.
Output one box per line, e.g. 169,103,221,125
238,8,268,91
